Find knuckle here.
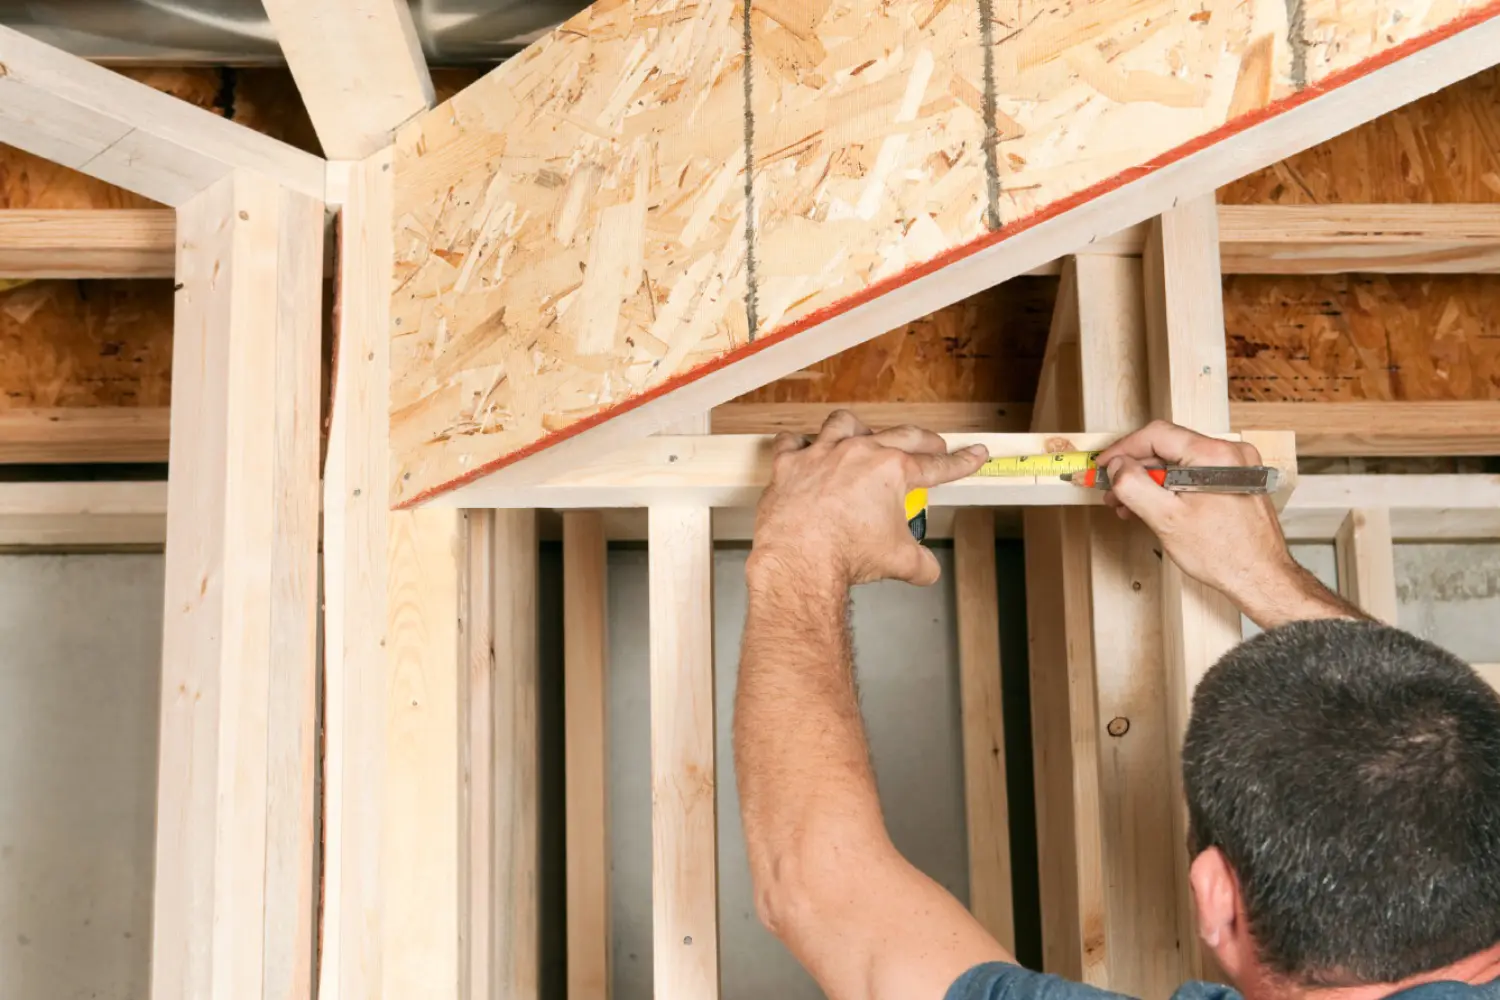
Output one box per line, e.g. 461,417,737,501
1238,441,1263,465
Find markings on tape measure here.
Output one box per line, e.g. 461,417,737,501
971,450,1100,477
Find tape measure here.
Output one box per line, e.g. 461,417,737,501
906,451,1101,541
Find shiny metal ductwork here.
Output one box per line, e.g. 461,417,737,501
0,0,588,63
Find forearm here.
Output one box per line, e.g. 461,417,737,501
1220,555,1370,631
735,552,890,903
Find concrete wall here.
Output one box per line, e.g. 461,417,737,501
0,554,162,1000
3,540,1497,999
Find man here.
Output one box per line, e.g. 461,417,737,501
735,412,1500,1000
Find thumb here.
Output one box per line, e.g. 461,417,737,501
1106,456,1180,532
893,543,942,587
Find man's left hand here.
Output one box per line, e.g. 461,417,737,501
749,410,989,588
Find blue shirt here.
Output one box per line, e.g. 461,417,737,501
946,963,1500,1000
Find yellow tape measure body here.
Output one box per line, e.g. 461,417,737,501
906,451,1101,541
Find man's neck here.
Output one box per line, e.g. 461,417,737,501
1246,942,1500,1000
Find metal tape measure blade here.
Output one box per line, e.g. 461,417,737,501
972,450,1100,477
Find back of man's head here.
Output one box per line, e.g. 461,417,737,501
1184,619,1500,988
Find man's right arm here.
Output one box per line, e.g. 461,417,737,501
1093,422,1368,631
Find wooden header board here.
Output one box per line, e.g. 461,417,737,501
390,0,1500,506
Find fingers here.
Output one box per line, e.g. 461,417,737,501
1097,420,1249,469
904,444,990,488
1104,455,1181,529
874,424,948,455
771,431,809,457
816,409,871,445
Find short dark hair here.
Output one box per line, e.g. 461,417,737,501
1183,619,1500,987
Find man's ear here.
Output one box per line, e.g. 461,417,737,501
1190,847,1250,981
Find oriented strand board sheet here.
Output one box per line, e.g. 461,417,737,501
390,0,1500,505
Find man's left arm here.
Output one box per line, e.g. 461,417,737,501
735,412,1014,1000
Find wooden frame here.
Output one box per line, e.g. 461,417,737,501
6,9,1500,1000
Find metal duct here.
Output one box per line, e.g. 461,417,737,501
0,0,587,63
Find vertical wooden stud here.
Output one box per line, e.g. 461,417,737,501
649,409,719,999
493,508,541,998
321,150,394,1000
1022,258,1108,986
1076,254,1184,998
1335,508,1399,625
1143,194,1243,980
153,169,322,1000
462,511,497,1000
954,507,1015,952
565,511,612,999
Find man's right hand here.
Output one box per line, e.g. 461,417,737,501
1094,421,1363,629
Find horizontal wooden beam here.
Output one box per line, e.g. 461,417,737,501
0,210,175,278
0,480,166,547
436,431,1294,509
0,407,171,463
1027,204,1500,275
0,25,325,206
709,402,1033,435
1280,475,1500,542
1230,401,1500,456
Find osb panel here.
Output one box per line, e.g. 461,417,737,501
390,0,1500,503
0,280,174,408
1221,66,1500,203
734,278,1056,403
1226,274,1500,402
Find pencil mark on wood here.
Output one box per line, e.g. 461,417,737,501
978,0,1003,230
742,0,761,340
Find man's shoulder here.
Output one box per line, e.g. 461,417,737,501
945,963,1241,1000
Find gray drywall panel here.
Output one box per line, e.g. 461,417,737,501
0,554,163,1000
607,546,969,1000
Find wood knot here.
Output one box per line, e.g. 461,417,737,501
1043,436,1074,454
1107,717,1130,737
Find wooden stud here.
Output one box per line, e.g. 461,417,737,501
152,169,322,1000
1022,259,1107,985
384,506,466,998
648,408,719,998
461,511,497,1000
1279,476,1500,543
1214,203,1500,274
0,209,175,278
953,507,1014,952
1142,195,1243,982
491,509,542,998
1335,509,1400,626
0,25,324,206
261,0,434,160
320,150,395,1000
565,511,612,999
1076,253,1185,998
711,402,1033,435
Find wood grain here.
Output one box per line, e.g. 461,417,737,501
953,507,1014,952
1076,253,1185,998
564,511,611,1000
390,0,1500,503
152,169,322,1000
648,504,720,1000
0,406,168,462
0,209,175,277
1231,401,1500,454
1335,508,1400,624
0,26,324,206
1142,195,1242,984
0,480,166,548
